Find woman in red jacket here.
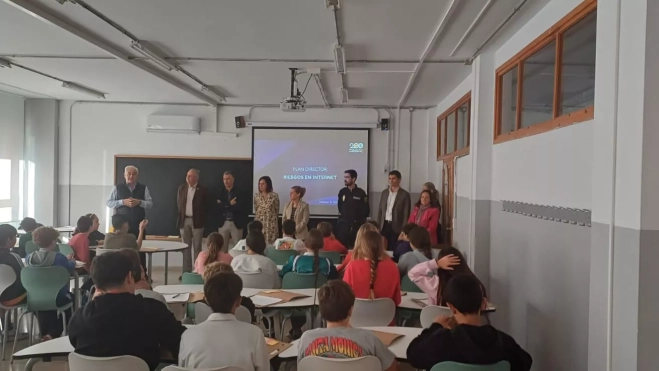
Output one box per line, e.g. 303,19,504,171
408,190,440,244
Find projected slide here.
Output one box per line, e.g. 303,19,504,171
253,128,369,216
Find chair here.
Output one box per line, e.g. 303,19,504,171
420,305,453,328
265,248,298,265
11,266,73,360
182,272,204,284
194,302,252,325
57,243,74,256
401,274,423,293
0,265,26,360
298,356,382,371
281,272,328,289
429,361,511,371
350,298,396,327
235,272,276,289
25,241,39,256
162,366,247,371
319,251,341,264
68,352,150,371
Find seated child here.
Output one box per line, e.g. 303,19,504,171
298,280,399,371
26,226,75,340
0,224,26,307
273,220,305,252
68,215,93,272
231,221,274,252
406,274,532,371
279,229,337,340
194,233,232,275
17,217,38,258
317,222,348,254
178,271,269,371
116,248,166,306
392,223,416,263
230,231,279,289
202,262,255,321
397,226,438,277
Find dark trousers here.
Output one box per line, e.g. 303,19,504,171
37,294,72,338
336,220,364,249
381,221,398,251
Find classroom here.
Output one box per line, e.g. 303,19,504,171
0,0,650,370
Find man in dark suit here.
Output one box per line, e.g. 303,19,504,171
217,171,247,251
377,170,411,251
177,168,209,273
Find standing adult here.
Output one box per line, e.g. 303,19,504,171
106,165,153,237
217,171,247,252
282,186,310,241
177,169,209,273
422,182,443,244
254,176,280,245
408,190,441,244
377,170,411,251
337,169,369,248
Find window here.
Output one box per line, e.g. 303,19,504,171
494,0,596,143
437,92,471,160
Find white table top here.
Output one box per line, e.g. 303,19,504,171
398,292,429,310
154,286,320,308
140,240,188,252
13,336,72,359
278,326,422,360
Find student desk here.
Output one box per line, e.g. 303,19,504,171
277,326,422,361
154,286,322,309
398,292,497,313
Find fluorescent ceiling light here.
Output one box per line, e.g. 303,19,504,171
340,87,349,103
62,81,105,99
247,121,377,129
0,58,11,68
131,40,176,71
201,85,226,102
334,44,346,74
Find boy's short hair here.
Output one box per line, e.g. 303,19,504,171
202,262,233,282
20,217,38,231
344,169,357,180
402,223,416,236
317,222,333,238
204,272,242,313
111,214,130,231
318,280,355,322
282,219,296,236
246,231,266,255
76,215,93,233
32,227,60,248
0,224,17,247
444,274,484,315
117,248,143,282
91,252,134,291
247,220,263,233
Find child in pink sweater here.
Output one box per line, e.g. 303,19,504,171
408,246,486,306
194,233,232,276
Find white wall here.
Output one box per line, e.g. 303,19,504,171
58,101,431,227
0,93,24,223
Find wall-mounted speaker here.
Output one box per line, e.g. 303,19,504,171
235,116,246,128
380,118,389,131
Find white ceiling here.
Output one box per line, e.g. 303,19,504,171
0,0,551,107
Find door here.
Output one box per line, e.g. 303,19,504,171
441,160,455,245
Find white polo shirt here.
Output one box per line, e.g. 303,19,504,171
178,313,270,371
385,188,398,221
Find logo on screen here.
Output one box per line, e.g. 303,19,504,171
349,142,364,153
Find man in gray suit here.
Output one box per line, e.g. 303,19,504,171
377,170,411,251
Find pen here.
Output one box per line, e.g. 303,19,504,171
172,294,180,298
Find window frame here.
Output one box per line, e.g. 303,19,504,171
437,92,471,161
493,0,596,144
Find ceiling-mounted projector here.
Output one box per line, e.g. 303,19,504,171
280,68,306,112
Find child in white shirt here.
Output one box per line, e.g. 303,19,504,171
232,221,274,252
230,231,280,289
273,219,305,252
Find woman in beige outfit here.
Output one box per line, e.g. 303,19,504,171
254,176,280,244
282,186,310,241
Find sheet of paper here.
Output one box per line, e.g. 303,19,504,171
251,295,283,307
265,338,279,346
163,293,190,303
369,330,404,346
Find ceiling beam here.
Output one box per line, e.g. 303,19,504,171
450,0,495,56
397,0,461,107
2,0,218,105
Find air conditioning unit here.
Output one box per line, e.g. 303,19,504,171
146,115,200,134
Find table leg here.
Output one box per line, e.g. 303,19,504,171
148,253,153,284
73,271,80,311
164,252,169,285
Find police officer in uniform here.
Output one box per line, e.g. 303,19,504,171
337,169,369,248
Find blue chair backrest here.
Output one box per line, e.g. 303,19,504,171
282,272,328,289
58,243,74,256
21,266,70,311
430,361,511,371
182,272,204,285
401,274,423,293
